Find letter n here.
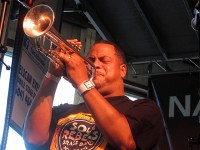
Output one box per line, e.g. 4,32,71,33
169,95,190,117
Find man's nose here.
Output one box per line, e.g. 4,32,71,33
93,59,101,68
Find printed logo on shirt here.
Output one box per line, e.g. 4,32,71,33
50,113,107,150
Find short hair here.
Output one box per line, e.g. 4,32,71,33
92,40,127,65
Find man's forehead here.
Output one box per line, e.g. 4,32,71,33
88,50,115,58
92,43,114,49
88,44,115,55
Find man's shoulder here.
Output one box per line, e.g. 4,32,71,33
107,96,157,106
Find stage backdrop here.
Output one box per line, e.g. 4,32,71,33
149,72,200,150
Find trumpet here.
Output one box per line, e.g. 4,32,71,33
23,4,95,79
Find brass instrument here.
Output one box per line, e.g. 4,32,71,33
23,4,95,79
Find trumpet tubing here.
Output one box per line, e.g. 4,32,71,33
23,4,95,79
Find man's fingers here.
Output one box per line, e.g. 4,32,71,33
56,51,72,64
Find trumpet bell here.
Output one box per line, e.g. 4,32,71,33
23,4,55,37
22,4,95,80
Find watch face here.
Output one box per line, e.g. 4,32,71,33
84,80,95,89
78,80,95,95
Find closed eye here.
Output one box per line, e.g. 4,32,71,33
99,56,112,63
87,56,112,63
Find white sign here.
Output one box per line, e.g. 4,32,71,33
11,36,50,129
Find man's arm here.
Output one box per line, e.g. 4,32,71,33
23,39,82,146
23,74,59,146
82,89,136,150
23,58,63,146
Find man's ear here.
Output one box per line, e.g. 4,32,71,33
120,64,127,78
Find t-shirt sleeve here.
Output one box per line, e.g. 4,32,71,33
126,100,164,149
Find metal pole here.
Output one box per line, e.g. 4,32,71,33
0,0,12,149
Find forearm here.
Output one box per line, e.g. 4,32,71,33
23,76,59,145
82,89,136,149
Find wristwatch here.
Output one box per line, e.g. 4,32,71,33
77,80,95,95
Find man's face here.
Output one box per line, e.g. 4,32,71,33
87,43,126,96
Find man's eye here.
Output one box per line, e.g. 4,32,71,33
101,57,111,63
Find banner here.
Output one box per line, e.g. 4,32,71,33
7,0,64,135
149,72,200,150
11,36,49,131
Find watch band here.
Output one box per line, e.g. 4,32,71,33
77,80,95,95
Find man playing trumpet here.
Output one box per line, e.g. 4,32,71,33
23,39,164,150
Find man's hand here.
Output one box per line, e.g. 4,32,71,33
48,39,83,81
54,39,89,87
